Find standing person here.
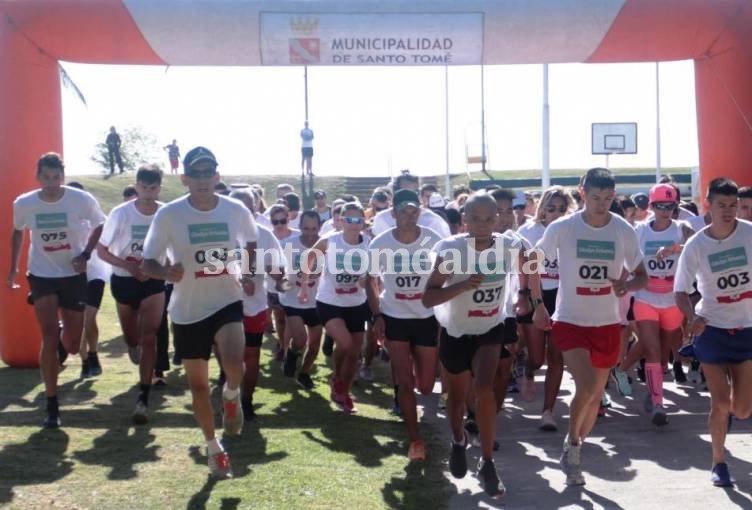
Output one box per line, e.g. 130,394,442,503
299,203,370,414
163,139,181,175
141,146,257,478
629,183,690,426
517,186,574,430
300,121,314,177
366,189,442,461
97,165,166,424
422,192,526,498
8,152,106,428
531,168,647,486
106,126,124,175
279,210,324,389
674,178,752,487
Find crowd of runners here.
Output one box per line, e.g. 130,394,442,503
8,148,752,496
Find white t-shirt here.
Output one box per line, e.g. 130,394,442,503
674,220,752,329
254,213,272,229
634,220,684,308
535,211,643,327
685,214,709,233
242,225,284,316
517,221,560,291
142,195,257,324
369,227,441,319
99,200,162,277
316,231,370,307
278,234,321,310
13,186,106,277
432,232,523,337
372,207,451,238
503,230,531,318
267,228,299,295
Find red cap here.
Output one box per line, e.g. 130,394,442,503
649,184,678,204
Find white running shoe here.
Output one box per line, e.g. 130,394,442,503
539,410,558,431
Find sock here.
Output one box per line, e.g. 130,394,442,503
223,384,239,401
139,384,151,406
206,437,223,455
645,362,663,406
47,395,59,415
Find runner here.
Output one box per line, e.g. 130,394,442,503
8,152,106,428
279,210,324,389
674,178,752,487
630,183,691,426
299,202,370,414
267,204,299,361
530,167,647,486
142,146,257,478
517,186,574,430
366,189,442,461
422,192,526,498
230,189,284,420
97,164,166,424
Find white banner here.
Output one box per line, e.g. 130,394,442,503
260,12,483,66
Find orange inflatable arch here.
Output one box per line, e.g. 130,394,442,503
1,0,751,366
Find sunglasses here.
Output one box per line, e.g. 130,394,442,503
652,202,676,211
271,218,288,225
343,216,364,225
545,205,568,213
186,169,217,179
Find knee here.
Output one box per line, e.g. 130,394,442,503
474,382,495,398
711,397,731,414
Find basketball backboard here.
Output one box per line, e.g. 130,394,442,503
591,122,637,154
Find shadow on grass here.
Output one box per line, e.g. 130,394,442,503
0,429,73,505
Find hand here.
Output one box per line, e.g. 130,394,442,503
655,246,672,261
165,262,184,283
71,254,88,274
514,295,531,316
6,269,19,289
461,274,485,292
126,261,148,282
372,315,385,341
609,277,629,297
690,315,707,336
241,276,255,296
533,303,552,331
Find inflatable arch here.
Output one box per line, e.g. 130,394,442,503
1,0,751,367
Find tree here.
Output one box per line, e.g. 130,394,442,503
91,125,162,176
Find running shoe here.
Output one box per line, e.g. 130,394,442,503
88,352,102,376
672,360,687,383
651,404,669,427
408,439,426,461
342,393,357,414
242,398,255,422
80,358,91,379
133,400,148,425
687,359,702,385
643,393,654,414
222,392,244,436
208,450,233,479
540,410,558,431
449,434,468,478
601,391,612,408
127,344,142,365
358,365,374,382
43,413,61,429
283,348,299,377
296,372,314,390
322,335,334,357
560,438,585,486
710,462,734,487
521,375,536,402
153,371,167,387
477,458,505,498
610,367,632,397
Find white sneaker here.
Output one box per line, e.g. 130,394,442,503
521,376,536,402
539,410,558,431
208,450,233,479
132,400,148,425
560,437,585,486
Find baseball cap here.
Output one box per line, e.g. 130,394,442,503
512,190,527,209
649,183,678,204
393,189,420,210
428,192,447,208
314,189,326,199
631,192,649,210
183,146,217,172
372,190,389,203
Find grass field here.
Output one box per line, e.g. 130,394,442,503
0,290,452,509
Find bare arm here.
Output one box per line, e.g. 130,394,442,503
142,258,184,283
421,256,483,308
7,229,23,288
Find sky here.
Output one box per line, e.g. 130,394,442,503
61,60,698,178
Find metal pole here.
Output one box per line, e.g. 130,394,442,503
480,63,486,173
445,65,450,197
655,62,661,183
304,66,309,121
542,64,551,188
